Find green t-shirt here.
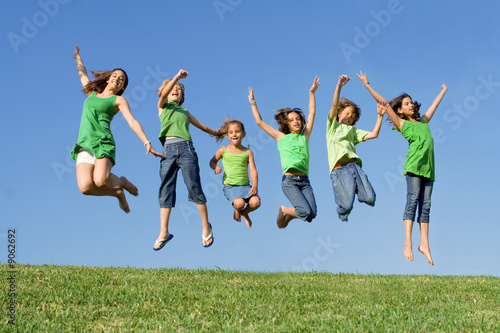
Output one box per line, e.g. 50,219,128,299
326,115,368,172
400,119,435,181
221,148,250,186
71,91,118,165
158,101,192,145
277,134,309,176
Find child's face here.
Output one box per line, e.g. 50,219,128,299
338,106,355,126
398,97,414,118
227,123,245,146
287,112,302,134
167,84,183,103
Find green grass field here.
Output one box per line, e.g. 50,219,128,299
1,264,499,332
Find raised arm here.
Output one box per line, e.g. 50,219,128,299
248,149,258,196
248,88,283,141
188,112,219,136
73,45,90,89
380,100,404,131
116,96,164,157
357,71,387,104
303,76,320,140
209,147,224,174
157,69,188,111
364,102,387,140
329,75,350,121
421,84,448,123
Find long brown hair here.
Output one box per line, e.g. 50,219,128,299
82,68,128,96
214,116,245,143
275,108,306,134
389,93,421,121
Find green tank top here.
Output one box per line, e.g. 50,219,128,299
277,134,309,176
222,148,250,185
71,91,118,165
158,101,192,145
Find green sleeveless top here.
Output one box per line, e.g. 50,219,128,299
221,148,250,186
400,119,435,181
158,101,192,145
71,91,118,165
277,134,309,176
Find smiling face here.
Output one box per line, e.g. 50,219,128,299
338,106,356,126
287,112,303,134
167,83,184,104
107,70,127,93
227,122,245,146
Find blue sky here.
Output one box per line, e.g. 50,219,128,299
1,0,499,276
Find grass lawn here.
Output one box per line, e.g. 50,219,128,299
1,264,499,332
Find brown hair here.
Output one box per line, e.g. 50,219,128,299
82,68,128,96
274,108,306,134
214,116,245,143
157,79,185,106
388,93,421,121
337,97,361,125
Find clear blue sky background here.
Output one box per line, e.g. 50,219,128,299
1,0,499,276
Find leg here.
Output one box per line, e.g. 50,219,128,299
417,178,434,265
418,222,433,265
232,198,246,222
93,158,138,196
76,162,130,213
404,219,414,261
279,176,314,228
353,165,376,207
330,168,356,222
241,196,261,228
277,206,297,229
154,207,172,250
197,203,213,247
299,179,317,222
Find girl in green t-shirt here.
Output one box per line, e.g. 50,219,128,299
71,46,163,214
249,76,320,229
359,71,448,265
210,118,261,228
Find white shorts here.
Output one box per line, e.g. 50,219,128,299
76,149,96,165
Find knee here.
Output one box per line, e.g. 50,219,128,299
249,196,261,209
232,198,245,211
94,175,109,188
79,181,94,195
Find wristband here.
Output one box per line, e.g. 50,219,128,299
144,141,151,146
250,102,256,106
363,82,369,86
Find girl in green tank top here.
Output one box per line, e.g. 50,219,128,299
210,119,260,228
249,76,320,229
359,71,448,266
71,46,163,214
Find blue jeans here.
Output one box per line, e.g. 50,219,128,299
403,173,433,223
330,162,376,221
281,175,317,222
158,140,207,208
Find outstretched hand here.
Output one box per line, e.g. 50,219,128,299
73,45,80,59
338,74,351,87
441,83,448,91
248,87,256,104
356,71,368,85
214,165,222,174
310,76,320,93
377,101,388,116
175,69,189,80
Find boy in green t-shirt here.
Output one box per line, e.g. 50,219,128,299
327,75,385,222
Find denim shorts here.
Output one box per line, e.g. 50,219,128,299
403,173,433,223
281,175,317,222
158,140,207,208
223,184,252,204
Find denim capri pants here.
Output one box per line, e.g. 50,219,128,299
281,174,317,222
158,140,207,208
403,172,434,223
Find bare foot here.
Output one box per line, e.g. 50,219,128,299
116,189,130,213
241,212,252,228
277,206,286,228
233,209,241,222
404,242,413,261
120,176,138,196
418,246,434,265
282,215,293,229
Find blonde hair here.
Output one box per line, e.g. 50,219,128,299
157,79,185,106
